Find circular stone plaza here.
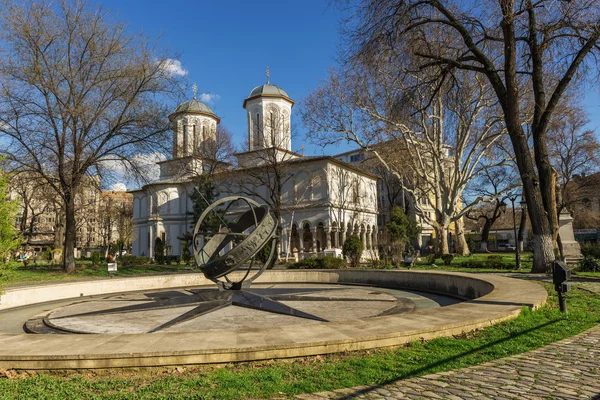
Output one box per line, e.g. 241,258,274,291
0,270,547,370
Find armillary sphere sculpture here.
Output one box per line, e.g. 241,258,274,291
193,196,278,290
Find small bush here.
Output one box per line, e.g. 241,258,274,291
91,251,101,266
290,256,346,270
181,240,192,265
581,244,600,259
487,255,503,262
441,254,454,266
291,257,319,269
319,255,346,269
342,235,363,268
578,255,600,272
425,254,437,265
44,248,53,262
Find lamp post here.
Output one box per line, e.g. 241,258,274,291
508,194,520,270
519,196,527,253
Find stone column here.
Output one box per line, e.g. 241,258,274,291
148,225,154,258
298,228,304,253
326,227,332,249
361,229,367,250
280,228,287,256
312,227,318,252
340,226,346,247
373,230,378,249
333,228,339,248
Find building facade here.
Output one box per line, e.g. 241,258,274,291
131,81,380,260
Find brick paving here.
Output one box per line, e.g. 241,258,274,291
297,278,600,400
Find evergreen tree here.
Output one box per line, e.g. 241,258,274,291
342,235,363,268
0,169,20,264
385,206,421,265
189,174,221,233
154,237,164,264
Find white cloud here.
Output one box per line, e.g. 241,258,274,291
110,182,127,192
198,93,220,104
161,59,188,77
101,152,167,184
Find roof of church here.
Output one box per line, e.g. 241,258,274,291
243,83,294,108
169,99,220,122
174,99,214,114
248,83,289,98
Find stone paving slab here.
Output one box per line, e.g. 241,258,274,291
299,280,600,400
0,271,547,369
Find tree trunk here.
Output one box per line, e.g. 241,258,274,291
454,219,470,255
480,219,493,252
532,233,554,273
63,193,77,273
518,209,526,251
439,226,449,255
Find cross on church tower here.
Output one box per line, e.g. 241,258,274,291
265,66,270,84
192,83,197,100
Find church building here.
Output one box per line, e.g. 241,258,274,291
131,78,380,261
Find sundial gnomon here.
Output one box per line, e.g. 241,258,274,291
25,197,416,334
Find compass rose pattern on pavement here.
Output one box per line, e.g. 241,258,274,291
25,286,416,334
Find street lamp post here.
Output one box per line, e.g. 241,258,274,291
508,194,520,270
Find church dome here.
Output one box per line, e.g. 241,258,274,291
169,99,220,122
248,83,289,98
174,99,214,114
243,83,294,108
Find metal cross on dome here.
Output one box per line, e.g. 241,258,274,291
266,66,270,84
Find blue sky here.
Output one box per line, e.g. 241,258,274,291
91,0,350,158
92,0,600,164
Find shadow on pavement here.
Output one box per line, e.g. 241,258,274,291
331,319,562,399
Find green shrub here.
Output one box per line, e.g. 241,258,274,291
487,255,503,262
342,235,363,268
291,257,319,269
425,254,437,265
91,251,101,266
44,248,53,263
154,238,164,264
581,244,600,259
441,254,454,266
289,256,346,270
255,242,272,264
578,255,600,272
181,241,192,265
319,255,346,269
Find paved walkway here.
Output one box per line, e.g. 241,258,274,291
298,278,600,400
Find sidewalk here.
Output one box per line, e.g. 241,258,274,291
299,279,600,400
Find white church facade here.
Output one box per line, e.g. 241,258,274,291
131,80,380,261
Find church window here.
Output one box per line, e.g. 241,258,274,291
270,112,276,143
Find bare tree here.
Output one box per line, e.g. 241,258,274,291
547,105,600,213
0,0,183,272
229,112,298,256
336,0,600,271
302,69,508,255
466,165,519,251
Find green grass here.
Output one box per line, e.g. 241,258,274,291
0,261,196,289
0,284,599,399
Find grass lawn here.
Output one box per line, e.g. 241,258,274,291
0,261,196,289
0,283,598,399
